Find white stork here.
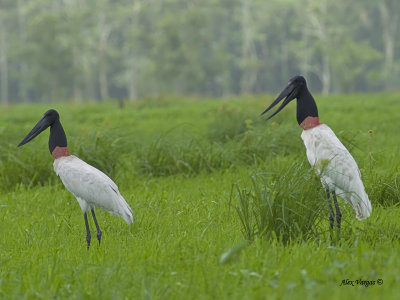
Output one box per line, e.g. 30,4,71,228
18,109,133,248
261,76,372,229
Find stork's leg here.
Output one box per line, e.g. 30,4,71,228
91,209,102,245
332,191,342,230
326,189,334,230
84,212,91,249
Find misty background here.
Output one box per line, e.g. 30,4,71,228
0,0,399,103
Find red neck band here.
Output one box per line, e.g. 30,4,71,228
52,146,70,159
300,116,321,130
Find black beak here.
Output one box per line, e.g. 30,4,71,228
261,81,298,120
18,115,51,147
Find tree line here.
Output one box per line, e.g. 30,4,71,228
0,0,399,103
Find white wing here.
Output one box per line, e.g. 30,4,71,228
301,124,372,220
53,155,133,223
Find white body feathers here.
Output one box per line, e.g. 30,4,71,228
301,124,372,220
53,155,133,224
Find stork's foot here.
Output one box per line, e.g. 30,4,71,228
91,209,102,247
336,210,342,230
326,189,335,231
84,212,92,250
326,189,343,244
329,214,334,230
332,191,342,231
86,232,91,250
96,230,102,246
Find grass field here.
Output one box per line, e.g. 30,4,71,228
1,94,400,299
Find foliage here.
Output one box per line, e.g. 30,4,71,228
1,0,400,104
1,95,400,298
133,134,233,177
234,161,325,243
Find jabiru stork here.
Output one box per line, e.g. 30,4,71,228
18,109,133,249
261,76,372,230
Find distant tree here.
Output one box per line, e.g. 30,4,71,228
0,0,399,102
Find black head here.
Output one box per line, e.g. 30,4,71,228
43,109,60,122
289,75,306,86
261,75,317,125
261,76,307,120
18,109,67,154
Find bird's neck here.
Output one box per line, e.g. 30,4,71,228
296,87,319,129
52,146,70,159
49,120,69,158
300,116,321,130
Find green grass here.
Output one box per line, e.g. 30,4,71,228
234,160,326,243
1,94,400,299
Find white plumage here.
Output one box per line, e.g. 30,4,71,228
301,124,372,220
53,155,133,224
262,76,372,229
17,109,134,248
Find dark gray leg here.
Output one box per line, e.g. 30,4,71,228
326,189,334,230
332,191,342,230
84,212,91,249
91,209,102,245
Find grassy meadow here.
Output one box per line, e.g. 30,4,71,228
1,94,400,299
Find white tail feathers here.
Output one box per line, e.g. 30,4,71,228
351,192,372,220
121,206,134,224
117,195,134,224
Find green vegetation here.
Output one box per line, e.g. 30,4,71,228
0,0,400,104
1,94,400,299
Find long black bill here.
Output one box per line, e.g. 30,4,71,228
17,115,50,147
261,81,297,120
